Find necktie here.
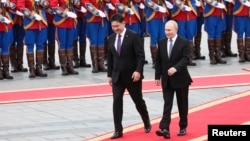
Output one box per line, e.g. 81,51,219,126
117,34,122,55
168,39,173,58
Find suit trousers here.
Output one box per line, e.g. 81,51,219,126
159,82,189,130
112,79,150,132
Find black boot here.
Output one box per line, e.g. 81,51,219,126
9,45,18,72
48,43,60,69
2,54,13,79
224,32,237,57
17,46,28,72
150,46,157,68
73,40,80,68
79,42,91,67
194,33,205,60
43,43,50,70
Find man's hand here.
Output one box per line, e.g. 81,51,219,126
139,3,145,9
195,0,201,7
1,17,11,24
106,3,115,10
97,10,106,17
167,67,177,76
16,10,24,16
80,6,87,13
165,1,173,9
66,11,77,18
131,71,141,82
34,13,42,21
215,3,225,9
155,80,161,86
157,6,167,13
183,5,191,11
108,77,112,86
243,1,250,7
127,8,134,15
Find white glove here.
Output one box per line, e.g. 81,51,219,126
225,0,233,3
34,13,42,21
97,10,106,17
243,1,250,7
66,11,77,18
215,3,225,9
157,6,167,13
165,1,173,9
127,8,134,15
139,3,145,9
106,3,115,10
80,6,87,13
195,0,201,7
183,5,191,11
1,17,11,24
16,10,24,16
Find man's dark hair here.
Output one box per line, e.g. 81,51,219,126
110,13,124,23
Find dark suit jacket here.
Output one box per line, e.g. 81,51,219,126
107,29,145,84
155,36,192,89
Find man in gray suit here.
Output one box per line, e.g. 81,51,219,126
155,20,193,139
107,13,151,139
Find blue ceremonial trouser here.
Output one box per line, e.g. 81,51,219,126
47,24,56,45
205,16,226,39
0,29,13,54
25,29,47,53
126,22,140,34
57,27,76,50
233,16,250,38
11,24,25,47
86,20,108,47
196,14,204,34
176,19,197,40
76,18,87,43
139,17,147,38
224,13,233,32
147,18,167,46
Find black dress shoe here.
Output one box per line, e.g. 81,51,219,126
156,129,170,139
110,131,123,139
144,124,151,133
177,129,186,136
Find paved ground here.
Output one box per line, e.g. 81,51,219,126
0,31,250,141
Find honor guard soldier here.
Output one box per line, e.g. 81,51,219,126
220,0,237,57
9,0,28,73
16,0,49,78
233,0,250,62
171,0,198,66
204,0,227,64
0,0,15,80
48,0,79,75
193,0,206,60
80,0,108,73
43,7,60,70
72,5,91,68
144,0,171,68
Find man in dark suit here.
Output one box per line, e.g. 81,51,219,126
107,13,151,139
155,20,193,139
